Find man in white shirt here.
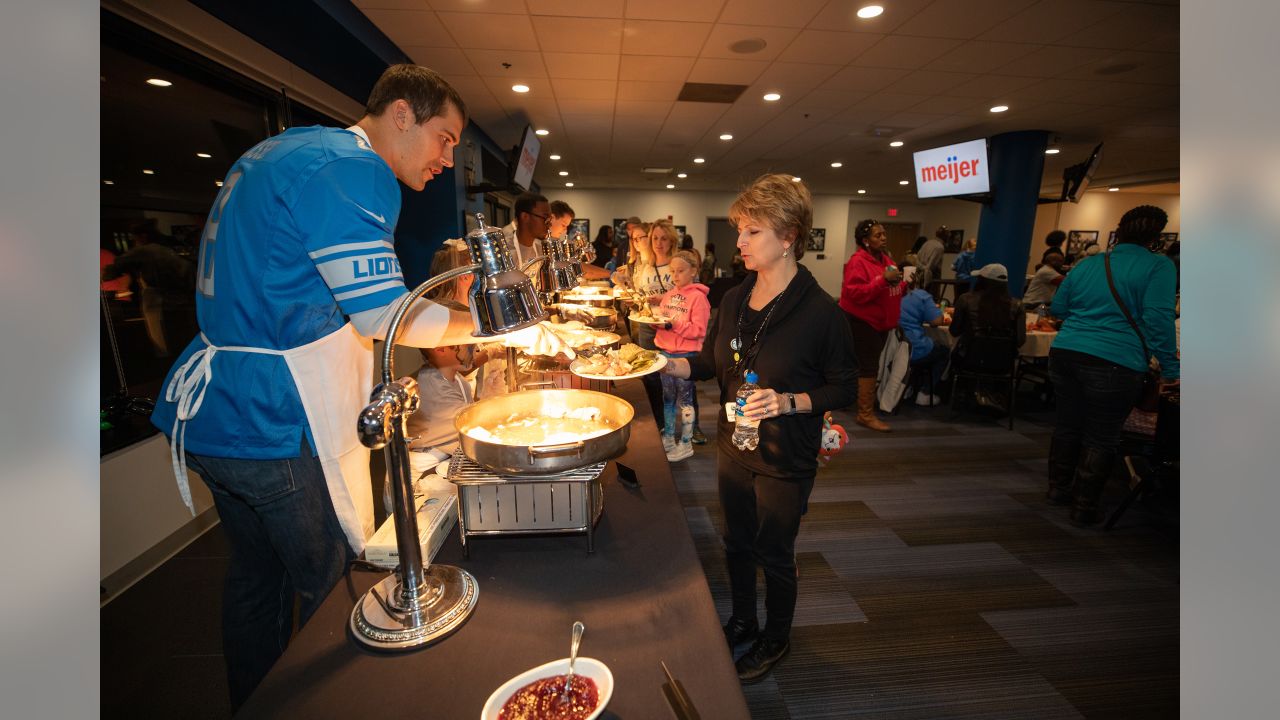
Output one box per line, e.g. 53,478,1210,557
503,191,549,267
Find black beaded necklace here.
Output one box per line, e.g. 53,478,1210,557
730,282,787,378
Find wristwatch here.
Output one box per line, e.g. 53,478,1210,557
785,392,797,415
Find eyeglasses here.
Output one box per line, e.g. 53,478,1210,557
527,212,550,223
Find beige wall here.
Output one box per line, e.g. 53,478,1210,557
1029,189,1181,273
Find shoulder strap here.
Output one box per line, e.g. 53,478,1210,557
1104,252,1151,361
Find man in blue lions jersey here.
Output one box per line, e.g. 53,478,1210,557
150,65,562,708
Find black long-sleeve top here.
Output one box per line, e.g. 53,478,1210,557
688,265,858,479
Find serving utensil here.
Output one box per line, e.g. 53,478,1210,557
561,621,585,704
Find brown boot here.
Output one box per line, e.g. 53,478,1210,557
855,378,890,432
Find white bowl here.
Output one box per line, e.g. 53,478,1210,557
481,657,613,720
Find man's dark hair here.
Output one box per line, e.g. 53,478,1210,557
514,192,548,219
911,236,928,253
705,242,715,253
1045,229,1067,248
1115,205,1168,247
365,64,467,125
549,200,574,218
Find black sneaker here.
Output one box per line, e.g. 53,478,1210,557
735,636,790,684
722,616,758,649
691,427,708,445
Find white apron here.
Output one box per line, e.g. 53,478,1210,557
165,322,376,554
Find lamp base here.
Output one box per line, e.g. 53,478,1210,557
350,564,479,650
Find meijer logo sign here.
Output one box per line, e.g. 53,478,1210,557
912,139,990,199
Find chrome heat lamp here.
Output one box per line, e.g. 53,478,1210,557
350,213,547,650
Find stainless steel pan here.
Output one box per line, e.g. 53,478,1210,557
455,389,633,475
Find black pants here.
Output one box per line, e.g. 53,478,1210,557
1047,349,1144,506
845,312,885,379
718,450,814,641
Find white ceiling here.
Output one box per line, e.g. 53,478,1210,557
354,0,1178,198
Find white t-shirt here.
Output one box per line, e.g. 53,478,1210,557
405,365,473,452
503,222,543,267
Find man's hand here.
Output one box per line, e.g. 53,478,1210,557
501,322,575,359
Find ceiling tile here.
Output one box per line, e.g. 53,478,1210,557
430,0,527,14
940,74,1040,100
555,98,616,115
482,75,549,102
360,9,456,48
527,0,625,19
1057,3,1178,50
792,88,867,112
700,24,801,61
749,62,840,99
776,30,882,65
614,100,675,119
907,94,984,115
1062,51,1178,85
622,20,713,57
889,70,979,95
688,58,769,85
402,46,476,76
618,81,685,102
719,0,827,28
550,78,618,100
543,53,620,81
993,45,1087,78
853,35,965,70
851,92,936,115
625,0,725,23
353,0,432,9
531,17,624,54
894,0,1039,39
875,111,951,129
807,0,937,33
463,49,546,77
821,66,911,94
438,12,539,50
618,55,696,82
924,41,1040,74
979,0,1129,45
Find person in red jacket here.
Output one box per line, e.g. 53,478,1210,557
839,219,904,431
654,250,711,461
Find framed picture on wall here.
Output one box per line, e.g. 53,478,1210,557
1160,232,1178,244
613,218,630,243
807,227,826,252
674,225,687,240
569,218,590,240
945,228,965,253
1108,230,1118,249
1068,230,1099,257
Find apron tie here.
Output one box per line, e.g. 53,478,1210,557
165,333,282,514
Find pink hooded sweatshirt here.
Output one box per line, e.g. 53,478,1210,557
654,282,710,354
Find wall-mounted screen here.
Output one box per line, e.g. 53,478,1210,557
912,138,990,199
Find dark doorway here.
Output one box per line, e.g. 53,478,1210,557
882,222,922,263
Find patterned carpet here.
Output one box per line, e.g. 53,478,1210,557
672,385,1178,719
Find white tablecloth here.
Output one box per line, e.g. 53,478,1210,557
927,326,1057,358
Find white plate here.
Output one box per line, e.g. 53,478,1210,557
570,352,667,381
481,657,614,720
627,313,670,325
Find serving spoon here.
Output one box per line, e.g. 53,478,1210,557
560,621,585,705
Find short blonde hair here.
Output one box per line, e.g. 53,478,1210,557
729,174,813,260
963,237,977,252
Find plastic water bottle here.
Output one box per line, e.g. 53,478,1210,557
1036,303,1047,324
732,371,762,451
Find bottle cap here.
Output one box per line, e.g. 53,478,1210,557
744,371,758,383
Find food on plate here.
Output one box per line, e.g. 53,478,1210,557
628,302,668,323
543,321,618,350
572,343,659,377
465,406,616,446
498,674,599,720
938,310,953,326
1027,318,1057,332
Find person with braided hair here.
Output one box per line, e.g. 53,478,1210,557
1046,205,1180,526
838,219,903,431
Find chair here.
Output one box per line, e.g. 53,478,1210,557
1105,393,1179,530
948,330,1018,430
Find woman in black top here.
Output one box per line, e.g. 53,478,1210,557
948,263,1026,409
662,174,858,684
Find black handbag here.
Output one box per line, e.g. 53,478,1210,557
1104,253,1161,412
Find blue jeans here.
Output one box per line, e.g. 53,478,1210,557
185,441,353,710
660,350,698,442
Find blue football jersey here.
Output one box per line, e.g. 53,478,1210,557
151,126,406,459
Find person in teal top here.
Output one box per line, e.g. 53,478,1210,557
1045,205,1179,527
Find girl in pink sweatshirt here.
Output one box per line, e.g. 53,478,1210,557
653,251,710,461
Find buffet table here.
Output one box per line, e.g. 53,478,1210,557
237,379,749,719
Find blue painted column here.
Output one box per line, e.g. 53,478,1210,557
975,130,1048,298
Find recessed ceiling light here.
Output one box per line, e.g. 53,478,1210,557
549,154,561,160
146,78,172,87
693,157,705,164
535,129,549,136
1108,187,1120,192
215,180,224,187
857,189,867,194
899,180,910,185
142,169,155,175
677,173,688,178
102,180,114,185
565,182,574,187
1045,148,1060,155
763,92,781,102
792,176,802,182
857,5,884,19
512,84,530,93
990,105,1009,113
889,141,904,148
559,171,569,176
719,134,733,141
196,152,212,158
830,162,843,168
665,184,675,189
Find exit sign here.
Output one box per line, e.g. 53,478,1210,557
887,208,898,217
